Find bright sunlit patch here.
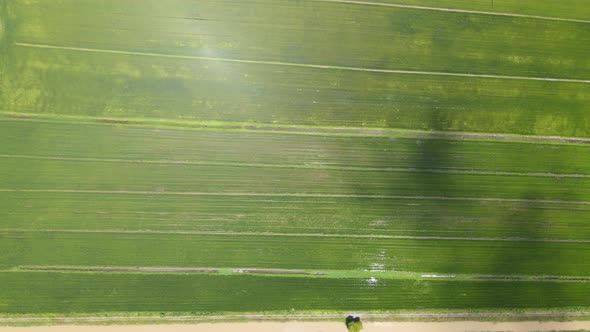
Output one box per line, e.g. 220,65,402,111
0,15,4,43
367,249,389,272
368,262,385,272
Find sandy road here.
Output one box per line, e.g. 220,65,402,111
2,321,590,332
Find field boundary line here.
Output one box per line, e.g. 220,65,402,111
19,266,220,273
17,266,313,276
1,189,589,205
3,228,590,243
14,42,590,84
2,154,589,179
10,266,590,284
319,0,590,24
3,112,590,145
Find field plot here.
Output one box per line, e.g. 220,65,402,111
1,0,590,323
3,1,590,136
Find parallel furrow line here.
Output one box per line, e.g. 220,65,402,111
2,228,590,243
3,113,590,145
1,154,588,178
0,189,589,206
319,0,590,24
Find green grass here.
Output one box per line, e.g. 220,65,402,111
5,191,590,241
9,0,590,78
2,120,590,174
2,46,589,137
1,154,588,202
3,272,590,314
3,231,590,276
2,0,590,321
2,120,590,242
2,1,590,136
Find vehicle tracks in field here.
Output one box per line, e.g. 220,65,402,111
4,113,590,145
10,266,590,284
3,228,590,244
1,154,588,179
1,189,589,206
319,0,590,25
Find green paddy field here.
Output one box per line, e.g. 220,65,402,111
1,0,590,323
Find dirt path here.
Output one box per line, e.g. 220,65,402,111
2,321,590,332
18,266,219,273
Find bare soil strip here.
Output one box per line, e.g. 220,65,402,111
2,154,588,179
410,131,590,145
476,275,590,282
19,266,218,273
14,43,590,85
4,228,590,244
6,114,34,119
95,119,142,125
233,268,315,275
222,124,590,144
320,0,590,24
1,189,589,206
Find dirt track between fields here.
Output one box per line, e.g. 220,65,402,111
5,112,590,145
19,266,314,275
2,320,590,331
19,266,219,273
2,189,590,207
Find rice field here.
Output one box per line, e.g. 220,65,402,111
1,0,590,321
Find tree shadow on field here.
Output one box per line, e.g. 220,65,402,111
490,191,547,271
405,111,573,309
408,112,464,272
343,107,581,310
475,189,577,309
